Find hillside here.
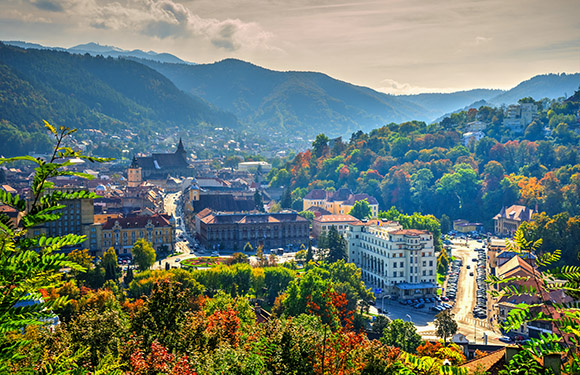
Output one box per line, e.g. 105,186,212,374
489,73,580,105
138,58,432,138
398,89,503,119
0,43,236,155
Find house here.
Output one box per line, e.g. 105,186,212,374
453,219,484,233
493,205,534,237
312,214,360,237
462,131,485,146
101,213,176,256
303,188,379,218
133,139,192,178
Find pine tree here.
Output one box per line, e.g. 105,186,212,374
254,190,264,212
306,239,314,262
280,186,292,209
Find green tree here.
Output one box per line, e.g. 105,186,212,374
131,238,156,271
298,210,315,225
281,186,292,209
229,252,249,264
312,134,330,158
349,199,372,220
440,214,451,234
306,240,314,262
434,310,458,345
0,121,111,368
254,190,265,212
102,247,119,281
124,267,134,286
380,319,423,353
372,315,390,334
325,225,347,263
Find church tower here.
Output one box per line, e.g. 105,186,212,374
128,155,142,188
175,138,187,162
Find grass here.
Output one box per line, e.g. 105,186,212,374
181,256,228,269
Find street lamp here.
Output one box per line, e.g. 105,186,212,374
406,314,412,323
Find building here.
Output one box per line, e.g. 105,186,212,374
303,188,379,218
237,161,272,174
346,223,438,299
502,103,537,134
101,213,176,256
453,219,484,233
195,209,309,251
493,205,534,237
127,156,142,188
312,214,361,238
133,139,191,179
28,196,102,255
465,121,487,133
462,131,485,146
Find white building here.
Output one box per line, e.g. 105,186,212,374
462,131,485,146
502,103,537,134
237,161,272,173
346,223,438,299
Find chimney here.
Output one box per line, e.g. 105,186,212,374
543,354,561,375
505,346,521,363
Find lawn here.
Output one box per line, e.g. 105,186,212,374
181,257,228,269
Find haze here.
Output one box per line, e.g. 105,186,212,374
1,0,579,94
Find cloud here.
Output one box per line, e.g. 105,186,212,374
26,0,64,12
377,78,459,95
475,36,492,45
79,0,274,51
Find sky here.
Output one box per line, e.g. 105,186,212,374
1,0,579,94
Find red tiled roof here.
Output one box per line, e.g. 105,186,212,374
494,205,534,221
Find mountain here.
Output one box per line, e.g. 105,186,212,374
0,43,236,155
488,73,580,105
397,89,503,119
3,40,193,65
136,58,432,138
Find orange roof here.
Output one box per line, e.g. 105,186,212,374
314,214,360,223
389,229,429,236
460,348,506,374
498,255,535,278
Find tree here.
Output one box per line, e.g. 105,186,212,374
434,310,458,345
243,242,253,253
372,315,390,334
0,121,111,367
306,240,314,262
298,210,315,225
280,186,292,209
124,267,134,286
349,199,372,220
312,133,330,158
102,247,119,281
131,238,156,271
440,214,451,234
254,190,265,212
325,225,347,263
229,252,249,265
380,319,423,353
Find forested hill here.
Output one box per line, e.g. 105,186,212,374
488,73,580,105
136,58,432,138
0,43,236,156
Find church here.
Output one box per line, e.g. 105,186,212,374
128,139,192,187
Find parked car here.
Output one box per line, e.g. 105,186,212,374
499,336,512,343
415,303,425,309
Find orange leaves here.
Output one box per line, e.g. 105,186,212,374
205,306,241,348
129,340,196,375
416,341,443,357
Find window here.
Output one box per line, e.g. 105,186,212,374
429,260,433,267
400,262,403,268
393,263,397,268
422,270,426,276
422,261,426,267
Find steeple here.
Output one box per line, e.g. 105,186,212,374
129,155,139,168
176,138,185,155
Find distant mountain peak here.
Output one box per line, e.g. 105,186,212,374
69,42,124,53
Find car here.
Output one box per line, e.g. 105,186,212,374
499,336,512,343
211,251,219,257
469,272,474,276
399,300,408,305
441,296,449,302
466,265,471,269
174,258,181,262
415,303,425,309
430,306,439,311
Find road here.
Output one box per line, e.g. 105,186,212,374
152,191,198,270
373,238,502,344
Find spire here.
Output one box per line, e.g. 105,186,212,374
176,138,185,154
129,155,139,168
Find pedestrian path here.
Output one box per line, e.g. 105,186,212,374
456,314,491,329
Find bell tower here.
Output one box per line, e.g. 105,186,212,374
128,155,142,188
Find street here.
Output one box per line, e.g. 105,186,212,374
372,237,502,345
